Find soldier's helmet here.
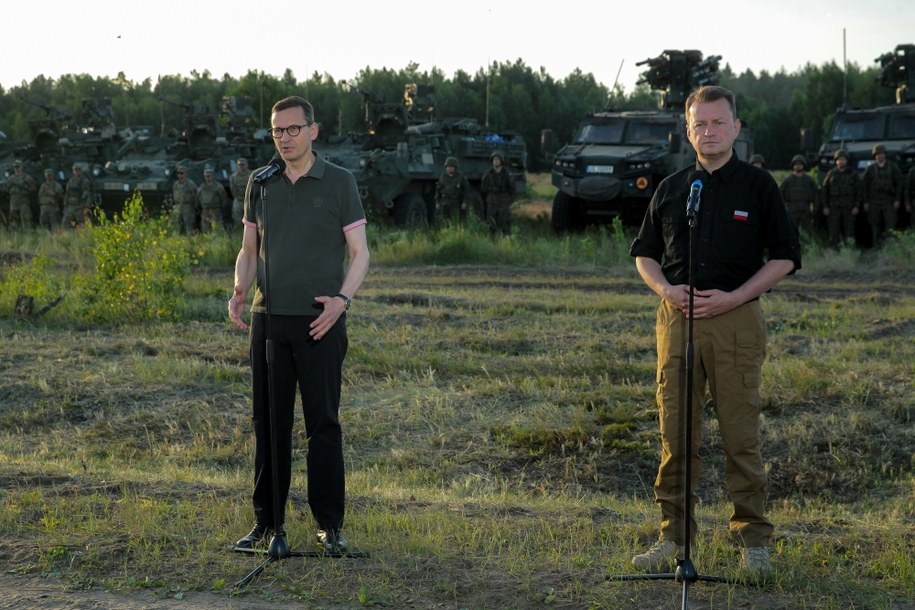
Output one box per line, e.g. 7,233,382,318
176,164,188,173
44,168,54,176
750,153,766,166
833,149,848,160
204,167,214,176
237,157,248,166
12,160,22,168
791,154,807,168
444,156,458,168
871,144,886,157
490,151,504,162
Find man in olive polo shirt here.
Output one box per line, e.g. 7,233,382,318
228,96,370,556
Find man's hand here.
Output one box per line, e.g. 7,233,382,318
687,288,740,319
310,295,347,340
228,286,248,330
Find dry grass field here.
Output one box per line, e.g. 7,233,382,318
0,182,913,609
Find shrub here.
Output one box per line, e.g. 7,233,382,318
78,193,190,322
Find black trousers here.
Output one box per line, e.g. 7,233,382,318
248,312,348,531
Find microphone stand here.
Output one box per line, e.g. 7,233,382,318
609,193,732,609
233,180,366,591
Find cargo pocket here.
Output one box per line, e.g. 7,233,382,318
736,330,763,389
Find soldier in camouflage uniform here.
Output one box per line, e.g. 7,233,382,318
434,157,470,224
481,151,516,237
172,166,199,234
862,144,902,245
779,154,819,235
62,164,93,229
229,157,251,228
198,168,227,233
5,161,36,229
821,149,861,248
37,168,64,231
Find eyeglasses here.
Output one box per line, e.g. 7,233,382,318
268,124,310,139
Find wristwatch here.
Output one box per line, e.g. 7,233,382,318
335,293,351,311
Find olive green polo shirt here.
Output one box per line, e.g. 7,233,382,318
244,152,366,315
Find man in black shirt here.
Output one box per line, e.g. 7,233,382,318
628,85,801,579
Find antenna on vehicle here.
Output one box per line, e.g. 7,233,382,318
842,28,848,109
612,59,624,91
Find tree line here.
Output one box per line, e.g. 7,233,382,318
0,56,900,172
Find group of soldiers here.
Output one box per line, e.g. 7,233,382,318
9,145,913,244
4,161,94,230
3,157,254,234
778,144,913,248
170,158,251,234
434,151,517,237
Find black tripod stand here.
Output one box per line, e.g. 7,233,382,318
232,173,366,591
609,178,732,608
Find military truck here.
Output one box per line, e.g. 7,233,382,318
808,43,915,233
548,50,753,232
811,44,915,181
319,84,527,227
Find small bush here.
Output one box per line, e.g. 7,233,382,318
79,193,190,322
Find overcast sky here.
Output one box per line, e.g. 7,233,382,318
2,0,912,93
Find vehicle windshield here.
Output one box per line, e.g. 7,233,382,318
572,118,677,146
625,120,676,145
573,121,624,144
828,114,885,141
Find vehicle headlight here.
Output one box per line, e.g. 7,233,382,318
626,161,652,171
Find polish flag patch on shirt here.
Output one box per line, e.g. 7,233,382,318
733,210,749,221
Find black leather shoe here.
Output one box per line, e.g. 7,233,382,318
316,529,348,553
235,523,269,549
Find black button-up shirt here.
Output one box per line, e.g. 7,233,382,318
629,151,801,292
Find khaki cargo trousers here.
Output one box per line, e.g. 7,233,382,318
653,298,774,548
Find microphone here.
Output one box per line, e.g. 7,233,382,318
252,156,286,184
686,173,703,217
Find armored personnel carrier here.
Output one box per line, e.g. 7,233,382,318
98,125,175,214
99,99,217,213
100,97,272,217
320,84,527,226
548,50,753,231
1,97,120,220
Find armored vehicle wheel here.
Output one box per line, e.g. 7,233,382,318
393,193,429,228
551,191,586,233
